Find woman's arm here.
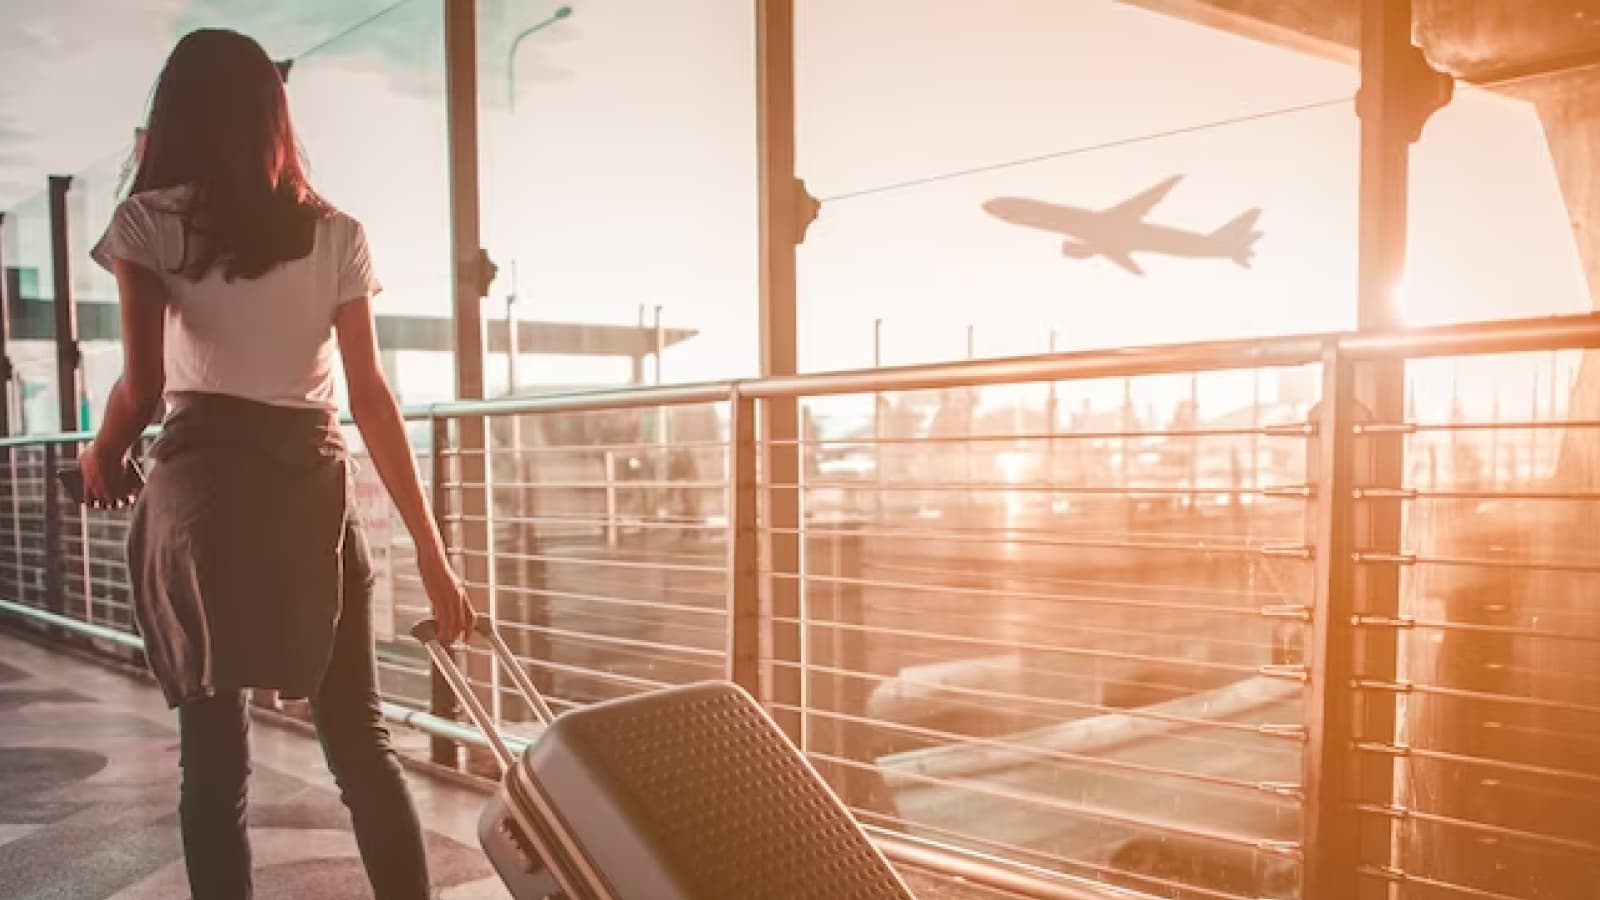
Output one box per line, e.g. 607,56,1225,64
335,295,473,642
81,259,166,507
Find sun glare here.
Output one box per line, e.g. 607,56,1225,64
1393,277,1435,326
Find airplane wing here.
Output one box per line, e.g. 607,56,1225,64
1103,250,1145,277
1101,175,1183,222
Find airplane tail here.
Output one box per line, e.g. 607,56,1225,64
1210,208,1263,268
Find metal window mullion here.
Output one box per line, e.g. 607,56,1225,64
47,176,82,433
443,0,499,764
755,0,805,743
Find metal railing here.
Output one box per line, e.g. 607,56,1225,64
3,313,1600,900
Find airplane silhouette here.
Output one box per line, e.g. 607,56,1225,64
982,176,1262,277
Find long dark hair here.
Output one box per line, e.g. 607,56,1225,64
131,29,329,282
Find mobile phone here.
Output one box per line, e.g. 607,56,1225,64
56,459,146,506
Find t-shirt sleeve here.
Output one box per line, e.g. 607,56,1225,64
89,198,162,274
338,218,382,304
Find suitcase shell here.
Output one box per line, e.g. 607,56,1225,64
417,618,916,900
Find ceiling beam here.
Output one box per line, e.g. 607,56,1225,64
1118,0,1358,68
1461,47,1600,88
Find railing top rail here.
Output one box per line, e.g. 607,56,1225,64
1338,312,1600,360
740,333,1332,400
741,313,1600,401
3,314,1596,448
429,381,734,419
0,424,160,450
415,312,1600,413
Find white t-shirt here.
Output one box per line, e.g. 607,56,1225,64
91,186,381,411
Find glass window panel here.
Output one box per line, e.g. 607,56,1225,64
1404,9,1600,897
792,8,1354,894
288,0,452,405
796,0,1360,373
70,146,136,429
3,189,62,435
1402,84,1590,325
477,0,758,390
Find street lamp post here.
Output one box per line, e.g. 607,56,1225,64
507,5,572,114
502,5,570,704
501,1,573,387
500,2,574,386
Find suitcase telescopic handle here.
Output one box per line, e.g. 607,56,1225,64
410,617,517,772
409,615,556,773
470,614,558,726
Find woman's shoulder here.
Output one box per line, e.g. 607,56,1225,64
313,200,366,238
323,203,361,226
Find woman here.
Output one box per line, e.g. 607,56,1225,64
79,28,472,900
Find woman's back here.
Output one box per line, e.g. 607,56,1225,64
80,30,471,899
93,185,378,411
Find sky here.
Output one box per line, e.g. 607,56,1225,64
0,0,1592,422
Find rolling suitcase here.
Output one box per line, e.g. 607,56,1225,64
413,615,918,900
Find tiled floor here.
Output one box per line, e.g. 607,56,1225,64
0,626,1031,900
0,628,508,900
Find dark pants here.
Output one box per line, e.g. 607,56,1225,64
176,522,431,900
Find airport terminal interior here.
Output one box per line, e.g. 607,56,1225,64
3,1,1600,898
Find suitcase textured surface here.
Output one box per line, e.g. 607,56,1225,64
505,681,916,900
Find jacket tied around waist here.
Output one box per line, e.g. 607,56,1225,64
130,392,361,708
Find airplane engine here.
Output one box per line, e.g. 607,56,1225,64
1061,241,1095,259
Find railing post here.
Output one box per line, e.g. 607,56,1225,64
726,390,759,694
1340,1,1449,893
1303,346,1379,900
429,415,461,768
872,319,885,523
42,442,65,640
1302,347,1351,898
603,448,618,548
511,411,550,701
67,439,90,627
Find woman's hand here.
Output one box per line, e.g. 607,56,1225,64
420,553,474,646
78,444,137,510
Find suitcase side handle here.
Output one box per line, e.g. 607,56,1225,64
410,617,518,772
